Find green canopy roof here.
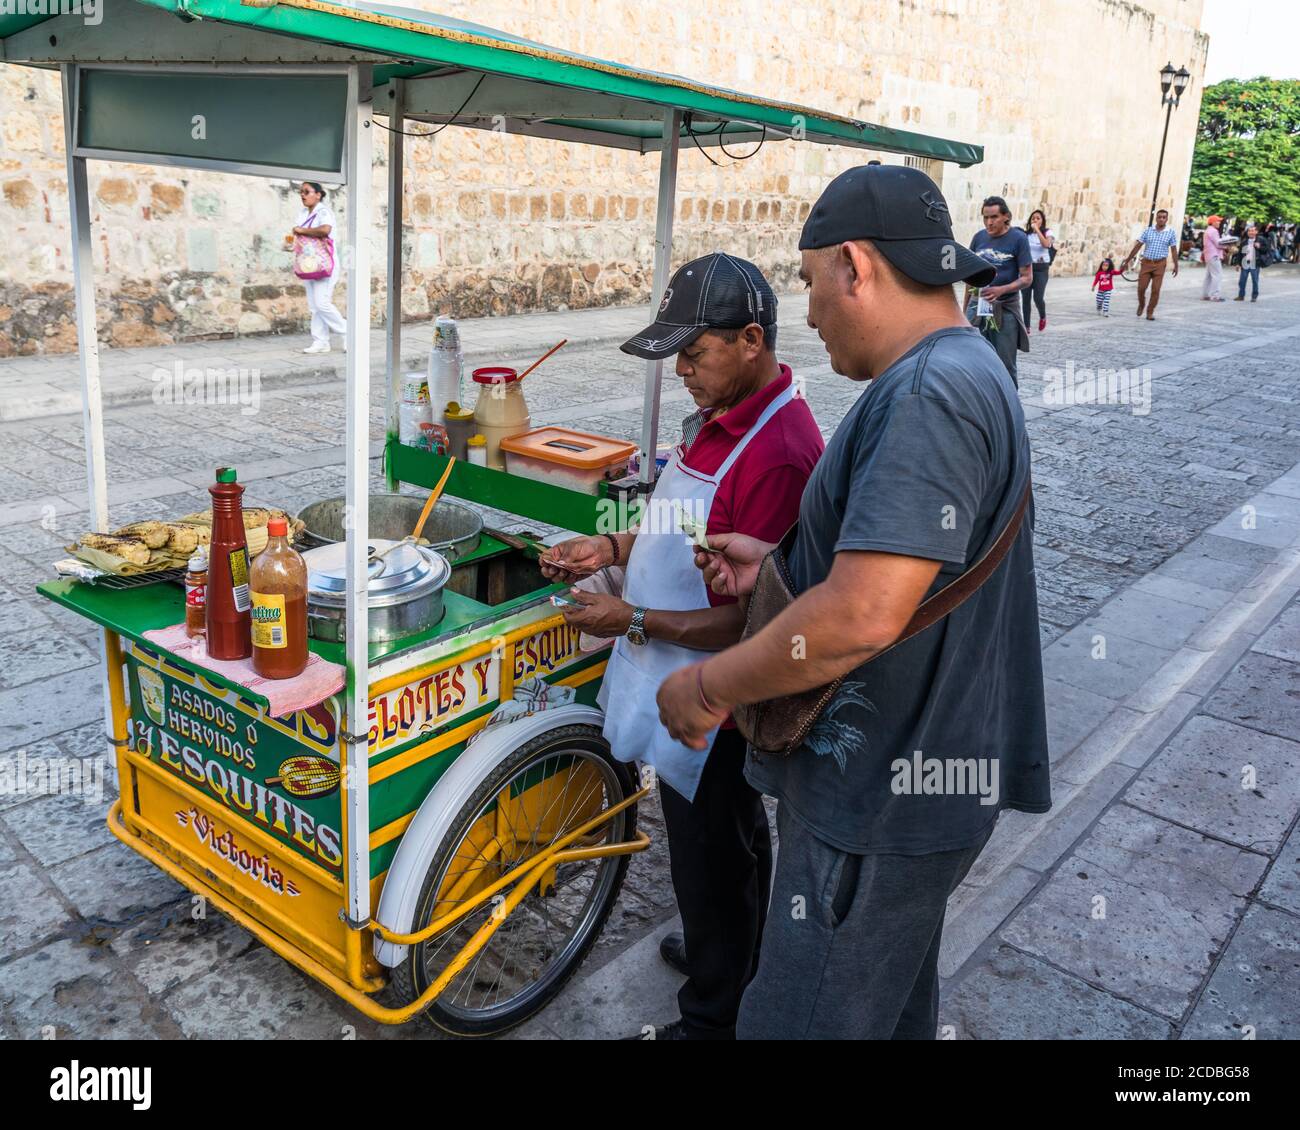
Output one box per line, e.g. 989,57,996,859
1,0,982,164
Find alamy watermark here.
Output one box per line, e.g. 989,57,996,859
152,361,261,416
0,750,109,804
1043,360,1152,416
1,0,101,26
890,751,1000,806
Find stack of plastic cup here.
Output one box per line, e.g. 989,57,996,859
428,316,463,415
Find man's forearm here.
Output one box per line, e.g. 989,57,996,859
644,602,745,651
700,581,889,708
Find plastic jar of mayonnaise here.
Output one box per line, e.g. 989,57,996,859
470,367,530,470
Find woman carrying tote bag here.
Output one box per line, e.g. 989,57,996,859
287,181,346,354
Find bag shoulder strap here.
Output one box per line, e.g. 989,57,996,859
757,478,1031,654
875,478,1032,660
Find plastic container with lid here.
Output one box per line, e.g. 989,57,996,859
470,367,530,470
466,434,488,467
442,401,476,460
499,427,637,494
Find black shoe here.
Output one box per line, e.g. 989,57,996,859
659,931,688,976
624,1018,691,1041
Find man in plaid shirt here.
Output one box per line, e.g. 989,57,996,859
1120,208,1181,320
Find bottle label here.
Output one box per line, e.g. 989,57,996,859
185,581,206,608
251,592,286,649
229,548,251,613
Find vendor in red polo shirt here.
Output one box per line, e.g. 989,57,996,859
539,253,823,1040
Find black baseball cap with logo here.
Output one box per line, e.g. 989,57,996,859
621,252,777,360
799,164,996,287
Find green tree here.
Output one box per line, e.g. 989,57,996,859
1187,78,1300,221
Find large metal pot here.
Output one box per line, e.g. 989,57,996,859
303,538,451,643
298,493,483,562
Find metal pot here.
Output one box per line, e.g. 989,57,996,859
303,538,451,643
297,493,483,562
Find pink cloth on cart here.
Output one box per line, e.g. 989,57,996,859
140,622,345,717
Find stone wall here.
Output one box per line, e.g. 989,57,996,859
0,0,1209,356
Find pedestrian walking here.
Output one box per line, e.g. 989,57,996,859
1021,208,1054,332
655,164,1048,1041
1235,224,1264,302
1091,257,1119,315
1119,208,1180,320
288,181,347,354
1201,214,1225,302
964,195,1031,385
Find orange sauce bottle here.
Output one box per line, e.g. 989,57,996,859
250,517,308,679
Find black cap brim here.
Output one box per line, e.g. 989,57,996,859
619,320,710,360
871,237,997,288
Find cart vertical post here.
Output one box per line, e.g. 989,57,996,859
60,64,109,534
343,63,375,928
384,78,405,493
638,108,682,486
61,62,120,739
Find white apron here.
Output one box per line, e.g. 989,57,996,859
598,385,795,801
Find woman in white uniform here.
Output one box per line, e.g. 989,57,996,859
289,181,347,354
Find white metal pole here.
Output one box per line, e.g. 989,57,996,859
343,64,374,926
61,65,109,533
61,63,118,740
383,78,405,492
639,108,682,486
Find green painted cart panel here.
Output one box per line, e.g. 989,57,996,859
388,439,615,535
78,69,348,174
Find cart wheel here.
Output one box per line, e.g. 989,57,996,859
390,723,638,1037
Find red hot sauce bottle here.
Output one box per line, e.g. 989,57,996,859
206,466,253,660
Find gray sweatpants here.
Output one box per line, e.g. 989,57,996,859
736,804,993,1040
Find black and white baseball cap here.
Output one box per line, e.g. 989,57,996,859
799,164,996,287
621,253,777,360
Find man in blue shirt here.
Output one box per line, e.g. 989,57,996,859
963,196,1032,385
1120,208,1180,320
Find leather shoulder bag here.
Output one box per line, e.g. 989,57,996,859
733,480,1032,755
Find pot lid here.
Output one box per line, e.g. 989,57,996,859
304,538,450,608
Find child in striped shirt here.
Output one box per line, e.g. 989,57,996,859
1091,258,1119,315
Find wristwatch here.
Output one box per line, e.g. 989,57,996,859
626,607,648,646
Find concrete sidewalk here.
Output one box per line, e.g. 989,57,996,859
0,268,1216,422
513,462,1300,1039
0,296,671,422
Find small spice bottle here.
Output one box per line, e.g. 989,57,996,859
443,401,476,460
467,434,488,467
184,546,208,639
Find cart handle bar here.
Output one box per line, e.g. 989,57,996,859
369,784,650,946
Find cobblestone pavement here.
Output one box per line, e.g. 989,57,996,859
0,265,1298,1038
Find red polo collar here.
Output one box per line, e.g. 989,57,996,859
696,365,792,441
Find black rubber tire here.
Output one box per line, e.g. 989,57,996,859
389,723,638,1037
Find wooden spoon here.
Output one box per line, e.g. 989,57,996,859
411,457,457,542
516,339,567,382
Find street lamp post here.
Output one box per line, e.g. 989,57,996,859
1149,62,1192,226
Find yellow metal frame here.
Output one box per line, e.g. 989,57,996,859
104,626,650,1025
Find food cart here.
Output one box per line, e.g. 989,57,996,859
4,0,981,1034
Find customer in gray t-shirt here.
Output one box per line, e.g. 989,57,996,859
655,164,1050,1039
